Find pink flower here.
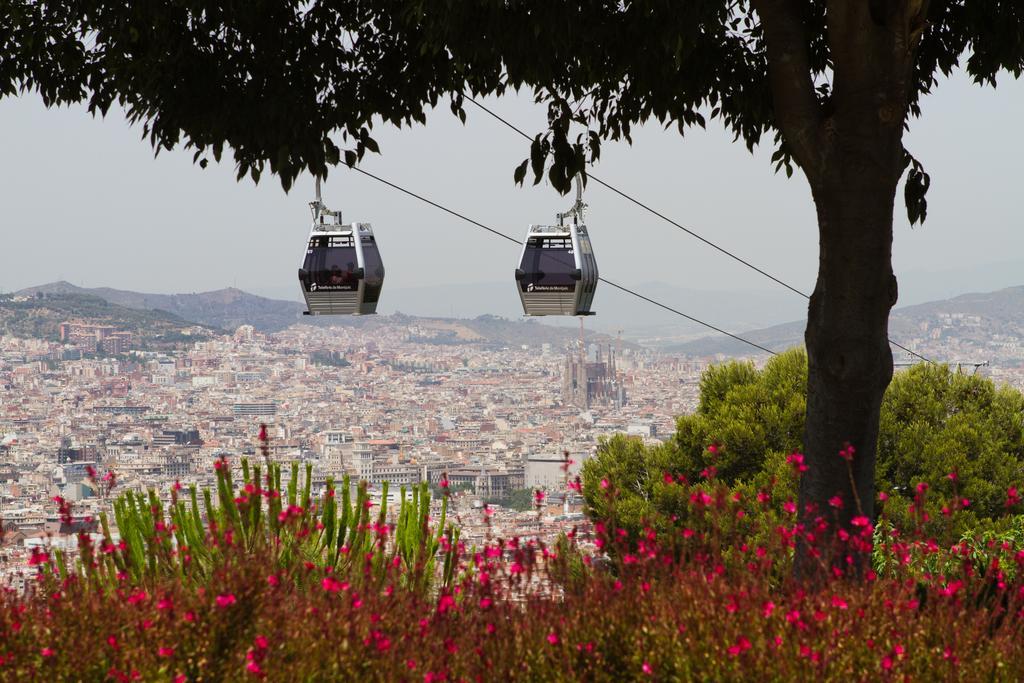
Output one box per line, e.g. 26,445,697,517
322,577,346,593
158,647,174,658
215,593,237,608
728,636,752,657
267,574,280,587
254,635,269,650
41,647,55,657
878,491,889,502
437,594,456,614
839,443,855,461
642,662,653,675
246,661,263,676
1007,486,1021,507
707,444,719,455
546,632,559,645
691,491,713,506
783,500,797,514
786,452,808,473
600,478,610,490
828,495,843,509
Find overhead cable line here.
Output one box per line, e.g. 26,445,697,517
350,166,778,356
463,96,936,366
465,97,807,299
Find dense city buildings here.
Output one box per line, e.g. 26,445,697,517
0,319,713,580
5,306,1016,582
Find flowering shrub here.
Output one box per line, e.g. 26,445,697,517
657,350,1024,538
6,434,1024,678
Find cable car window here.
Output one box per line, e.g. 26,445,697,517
520,237,577,291
302,243,359,291
361,238,384,284
361,237,384,304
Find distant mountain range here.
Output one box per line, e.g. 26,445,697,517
673,284,1024,358
10,280,1024,359
16,281,304,332
247,279,809,341
9,282,626,349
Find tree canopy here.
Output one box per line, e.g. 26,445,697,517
2,2,1020,209
584,351,1024,538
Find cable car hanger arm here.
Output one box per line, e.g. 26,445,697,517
557,175,586,226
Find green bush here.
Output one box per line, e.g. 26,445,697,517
584,350,1024,542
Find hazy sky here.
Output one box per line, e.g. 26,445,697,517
1,71,1022,321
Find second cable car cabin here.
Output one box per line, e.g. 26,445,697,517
514,178,598,316
298,179,384,315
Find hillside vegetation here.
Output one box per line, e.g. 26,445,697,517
0,293,218,346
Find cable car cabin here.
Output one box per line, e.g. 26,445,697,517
298,224,385,315
515,223,598,316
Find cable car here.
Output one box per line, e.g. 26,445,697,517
298,178,384,315
514,176,598,316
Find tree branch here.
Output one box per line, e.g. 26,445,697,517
752,0,824,179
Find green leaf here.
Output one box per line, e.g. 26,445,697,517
513,158,529,186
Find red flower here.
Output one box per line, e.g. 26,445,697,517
786,452,808,473
322,577,347,593
1007,486,1021,507
839,443,855,461
216,593,237,608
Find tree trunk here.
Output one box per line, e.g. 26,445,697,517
751,0,926,579
795,156,901,579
